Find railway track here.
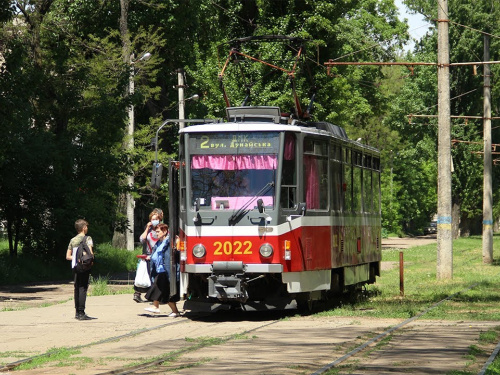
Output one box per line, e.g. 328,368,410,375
96,319,280,375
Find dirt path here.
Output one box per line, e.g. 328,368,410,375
382,234,436,249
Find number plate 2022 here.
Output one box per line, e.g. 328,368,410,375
213,241,252,255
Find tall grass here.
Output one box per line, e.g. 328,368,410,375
0,239,141,286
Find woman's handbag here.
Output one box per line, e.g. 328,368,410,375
134,260,151,289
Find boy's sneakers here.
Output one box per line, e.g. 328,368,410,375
75,313,93,320
167,312,180,317
144,307,160,313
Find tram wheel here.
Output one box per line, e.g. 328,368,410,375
296,293,314,313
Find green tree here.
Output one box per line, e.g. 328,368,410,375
0,1,136,256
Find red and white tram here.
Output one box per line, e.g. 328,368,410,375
162,105,381,312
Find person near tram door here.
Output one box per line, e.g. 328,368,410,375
144,223,181,317
133,208,163,303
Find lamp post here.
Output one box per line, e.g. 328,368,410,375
125,52,151,251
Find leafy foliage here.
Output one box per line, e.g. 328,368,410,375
1,0,497,263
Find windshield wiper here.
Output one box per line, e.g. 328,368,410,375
229,181,275,224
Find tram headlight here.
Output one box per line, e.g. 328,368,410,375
192,244,206,258
259,243,274,258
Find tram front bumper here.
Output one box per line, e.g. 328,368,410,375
208,261,247,302
185,262,284,303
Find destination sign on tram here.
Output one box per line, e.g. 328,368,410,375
189,132,279,154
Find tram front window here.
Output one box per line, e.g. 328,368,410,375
190,154,276,210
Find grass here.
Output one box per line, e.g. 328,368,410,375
89,275,134,296
486,355,500,375
15,347,83,370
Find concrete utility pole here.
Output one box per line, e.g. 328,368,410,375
177,69,199,130
482,35,493,264
178,69,185,129
437,0,453,279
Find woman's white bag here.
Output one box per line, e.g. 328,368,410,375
134,260,151,288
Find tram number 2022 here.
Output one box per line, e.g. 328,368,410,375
213,241,252,255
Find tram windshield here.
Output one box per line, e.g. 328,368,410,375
188,132,279,210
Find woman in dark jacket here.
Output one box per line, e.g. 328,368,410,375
144,223,181,317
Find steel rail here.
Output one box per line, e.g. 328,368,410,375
478,339,500,375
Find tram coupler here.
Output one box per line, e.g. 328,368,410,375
208,261,249,302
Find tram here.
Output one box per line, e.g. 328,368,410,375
156,105,381,312
153,37,381,311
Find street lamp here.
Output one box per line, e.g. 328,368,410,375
125,52,151,251
179,94,199,122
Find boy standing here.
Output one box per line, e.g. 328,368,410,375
66,219,94,320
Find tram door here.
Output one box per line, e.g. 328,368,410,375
168,159,180,297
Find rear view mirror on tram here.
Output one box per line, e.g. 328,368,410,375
257,198,264,213
298,202,307,216
150,162,163,189
286,202,307,222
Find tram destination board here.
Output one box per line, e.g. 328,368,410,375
189,132,280,154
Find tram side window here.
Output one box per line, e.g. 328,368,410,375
330,143,342,211
304,138,328,210
353,166,361,213
281,133,297,209
343,149,352,212
363,169,372,213
352,152,362,213
331,160,342,211
374,169,381,214
180,137,186,211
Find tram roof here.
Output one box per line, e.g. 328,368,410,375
178,106,379,153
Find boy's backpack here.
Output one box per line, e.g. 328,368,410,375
74,236,94,273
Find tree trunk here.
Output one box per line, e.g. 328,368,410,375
112,0,134,249
112,189,128,249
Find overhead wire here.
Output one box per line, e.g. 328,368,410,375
209,1,496,122
209,0,420,89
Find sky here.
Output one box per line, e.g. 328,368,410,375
395,0,432,50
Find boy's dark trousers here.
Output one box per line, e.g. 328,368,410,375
74,270,90,315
